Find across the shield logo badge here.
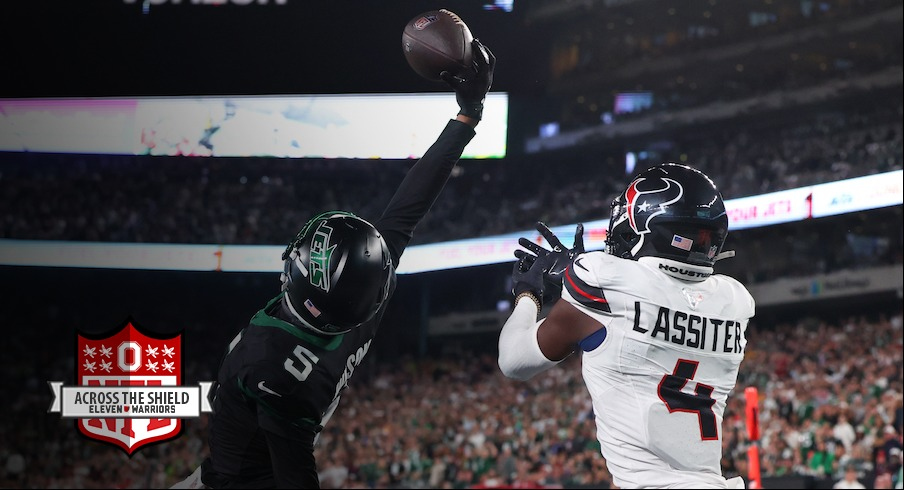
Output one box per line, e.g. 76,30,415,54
76,319,183,455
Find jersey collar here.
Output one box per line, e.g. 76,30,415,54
638,256,713,282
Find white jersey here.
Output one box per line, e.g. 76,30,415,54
561,252,755,489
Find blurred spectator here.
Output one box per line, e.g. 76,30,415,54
836,414,858,453
834,465,867,489
807,438,837,477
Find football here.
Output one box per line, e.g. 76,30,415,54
402,9,474,82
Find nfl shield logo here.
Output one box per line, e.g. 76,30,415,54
414,14,437,30
76,319,183,455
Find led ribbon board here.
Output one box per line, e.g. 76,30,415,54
0,94,507,159
0,171,900,273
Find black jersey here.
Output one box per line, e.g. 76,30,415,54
201,119,475,488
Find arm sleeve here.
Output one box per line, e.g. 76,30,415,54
239,366,323,487
238,364,323,433
265,428,320,489
374,119,475,266
497,296,560,381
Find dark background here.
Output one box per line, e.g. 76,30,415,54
1,1,552,154
3,1,528,96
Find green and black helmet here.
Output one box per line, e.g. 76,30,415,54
280,211,395,335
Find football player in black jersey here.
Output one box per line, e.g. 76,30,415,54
170,40,495,489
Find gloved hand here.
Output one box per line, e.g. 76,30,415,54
440,39,496,121
511,222,585,304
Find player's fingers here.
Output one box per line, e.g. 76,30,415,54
440,71,459,86
515,249,542,273
478,39,496,66
536,222,565,251
518,237,546,256
472,39,490,66
513,252,536,273
512,258,523,275
514,249,538,267
573,223,585,252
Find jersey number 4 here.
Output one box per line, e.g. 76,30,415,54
657,359,718,440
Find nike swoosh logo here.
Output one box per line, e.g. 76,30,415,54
258,381,282,397
574,257,589,272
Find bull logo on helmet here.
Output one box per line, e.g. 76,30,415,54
625,177,684,235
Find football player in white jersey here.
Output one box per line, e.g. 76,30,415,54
498,163,755,489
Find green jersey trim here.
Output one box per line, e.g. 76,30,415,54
251,293,343,351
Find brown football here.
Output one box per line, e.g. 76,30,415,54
402,9,474,82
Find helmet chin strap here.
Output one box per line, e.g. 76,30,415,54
283,294,316,329
630,233,646,258
714,250,736,261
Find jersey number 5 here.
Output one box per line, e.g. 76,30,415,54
657,359,718,440
284,345,320,381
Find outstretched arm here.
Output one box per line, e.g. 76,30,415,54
265,429,319,488
499,296,605,380
375,118,474,266
498,223,603,380
375,40,496,266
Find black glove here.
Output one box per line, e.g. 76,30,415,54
511,222,585,303
440,39,496,121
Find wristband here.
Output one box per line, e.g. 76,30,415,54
514,291,542,320
458,103,484,121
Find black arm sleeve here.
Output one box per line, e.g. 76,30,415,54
265,428,319,489
375,119,475,266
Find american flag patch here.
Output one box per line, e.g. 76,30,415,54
671,235,693,251
304,299,322,317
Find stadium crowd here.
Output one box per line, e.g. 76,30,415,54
432,97,903,249
538,0,901,82
536,0,902,131
1,98,900,251
2,308,901,489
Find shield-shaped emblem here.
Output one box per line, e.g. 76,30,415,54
76,319,183,455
